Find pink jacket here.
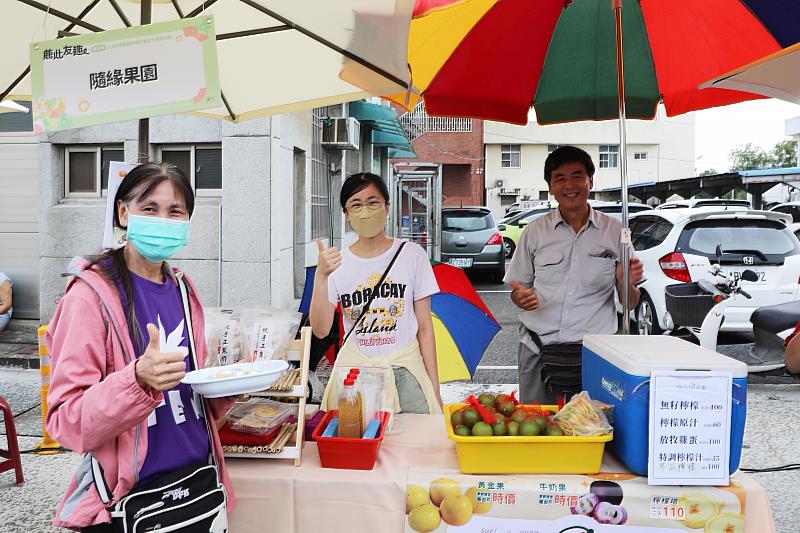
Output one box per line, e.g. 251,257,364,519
46,258,236,529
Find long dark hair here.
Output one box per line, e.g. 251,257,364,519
90,162,195,354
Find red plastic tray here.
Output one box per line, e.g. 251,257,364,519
311,410,391,470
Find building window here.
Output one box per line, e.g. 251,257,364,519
311,108,332,240
634,152,648,160
547,144,565,154
539,191,549,201
599,145,619,168
64,145,124,198
501,144,521,168
158,145,222,196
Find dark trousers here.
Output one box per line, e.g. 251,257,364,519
82,524,114,533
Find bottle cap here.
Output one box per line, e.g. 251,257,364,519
344,378,355,386
348,368,360,376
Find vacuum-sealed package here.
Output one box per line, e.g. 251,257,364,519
241,308,302,361
204,308,242,366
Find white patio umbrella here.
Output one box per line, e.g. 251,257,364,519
0,99,30,113
702,42,800,105
2,0,413,156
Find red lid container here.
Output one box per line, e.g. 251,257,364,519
312,410,391,470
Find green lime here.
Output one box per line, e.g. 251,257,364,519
454,425,471,437
507,421,520,436
492,421,507,436
545,425,565,437
461,408,479,428
451,409,464,427
471,421,493,437
531,415,548,431
519,420,541,436
478,393,496,409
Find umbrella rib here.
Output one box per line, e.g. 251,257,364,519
221,92,237,121
171,0,185,19
107,0,132,27
16,0,104,33
217,26,291,41
2,0,101,101
236,0,409,90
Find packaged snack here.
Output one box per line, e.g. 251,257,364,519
552,391,613,437
205,308,242,366
227,398,296,436
241,308,302,361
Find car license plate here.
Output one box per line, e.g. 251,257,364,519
448,257,473,268
726,269,767,283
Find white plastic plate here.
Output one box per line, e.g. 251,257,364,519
182,360,290,398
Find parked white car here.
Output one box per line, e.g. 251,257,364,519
619,209,800,336
655,198,751,210
770,201,800,240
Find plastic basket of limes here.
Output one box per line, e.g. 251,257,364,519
444,395,612,474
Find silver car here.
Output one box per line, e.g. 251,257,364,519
441,207,505,282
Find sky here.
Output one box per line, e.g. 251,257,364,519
693,99,800,174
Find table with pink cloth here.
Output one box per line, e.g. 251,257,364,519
226,414,774,533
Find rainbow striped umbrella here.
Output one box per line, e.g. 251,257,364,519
389,0,800,125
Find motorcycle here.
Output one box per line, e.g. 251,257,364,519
748,299,800,370
663,245,786,372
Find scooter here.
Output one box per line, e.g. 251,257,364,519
748,300,800,370
663,245,784,371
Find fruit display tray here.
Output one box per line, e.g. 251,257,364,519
444,403,613,474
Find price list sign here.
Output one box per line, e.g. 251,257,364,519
648,371,732,486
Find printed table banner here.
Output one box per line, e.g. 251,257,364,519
29,16,220,132
406,468,749,532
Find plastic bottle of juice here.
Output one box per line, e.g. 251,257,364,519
337,377,364,438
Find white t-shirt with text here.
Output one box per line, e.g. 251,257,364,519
328,239,439,357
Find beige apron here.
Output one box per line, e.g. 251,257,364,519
321,338,442,415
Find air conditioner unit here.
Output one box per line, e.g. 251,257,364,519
495,179,506,189
321,117,360,150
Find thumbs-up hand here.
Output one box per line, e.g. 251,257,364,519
315,238,342,278
134,323,187,391
508,280,539,311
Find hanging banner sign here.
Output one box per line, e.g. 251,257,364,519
29,16,220,132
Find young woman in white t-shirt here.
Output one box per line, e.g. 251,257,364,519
310,173,443,414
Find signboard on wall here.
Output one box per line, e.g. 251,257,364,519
30,16,220,132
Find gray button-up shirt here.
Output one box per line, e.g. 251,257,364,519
504,207,632,351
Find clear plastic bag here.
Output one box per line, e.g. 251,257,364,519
552,391,614,436
204,308,242,366
240,308,302,361
227,398,296,436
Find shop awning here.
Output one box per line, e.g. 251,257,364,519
348,100,416,157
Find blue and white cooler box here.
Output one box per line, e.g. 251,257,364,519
582,335,747,477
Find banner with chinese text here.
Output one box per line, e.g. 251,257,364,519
29,16,220,132
406,468,750,532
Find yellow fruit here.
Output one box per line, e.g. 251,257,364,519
679,494,720,529
439,494,474,526
406,484,430,514
465,486,492,514
407,504,441,533
429,477,461,507
704,513,745,533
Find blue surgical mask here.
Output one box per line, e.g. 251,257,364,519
126,214,191,264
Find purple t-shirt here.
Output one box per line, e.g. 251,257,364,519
117,269,210,485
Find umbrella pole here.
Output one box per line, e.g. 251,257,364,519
138,0,152,163
613,0,631,334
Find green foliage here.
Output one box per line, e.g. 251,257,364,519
729,140,798,171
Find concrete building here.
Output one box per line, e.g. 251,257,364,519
483,107,695,218
3,100,406,321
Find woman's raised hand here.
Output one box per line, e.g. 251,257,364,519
315,239,342,277
135,323,187,391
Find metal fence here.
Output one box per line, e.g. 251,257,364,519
398,102,472,140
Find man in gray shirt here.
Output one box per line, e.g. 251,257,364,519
504,146,643,404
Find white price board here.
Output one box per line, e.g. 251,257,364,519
648,371,732,486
